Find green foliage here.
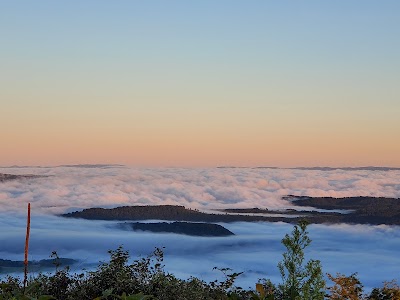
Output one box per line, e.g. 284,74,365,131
93,289,156,300
211,267,243,292
1,245,248,300
277,220,325,300
0,281,56,300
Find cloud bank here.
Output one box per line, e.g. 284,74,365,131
0,166,399,215
1,166,400,291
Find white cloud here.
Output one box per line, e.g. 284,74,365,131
1,166,400,291
1,167,399,215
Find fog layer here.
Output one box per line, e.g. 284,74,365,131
1,166,399,214
1,166,399,291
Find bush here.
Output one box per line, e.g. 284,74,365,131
327,272,364,300
368,280,400,300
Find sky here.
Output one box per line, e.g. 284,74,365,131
1,1,399,167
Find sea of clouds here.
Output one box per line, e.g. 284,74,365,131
1,166,400,214
0,166,400,291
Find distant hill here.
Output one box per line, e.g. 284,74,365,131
63,196,400,225
0,258,76,273
285,166,400,171
62,205,278,223
223,208,270,214
57,164,125,168
0,173,47,182
218,166,400,171
286,195,400,225
119,221,234,237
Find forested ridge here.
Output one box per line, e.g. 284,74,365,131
63,195,400,225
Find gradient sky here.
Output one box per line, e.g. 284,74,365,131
1,1,399,167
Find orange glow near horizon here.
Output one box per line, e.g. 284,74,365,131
1,2,399,167
1,121,399,167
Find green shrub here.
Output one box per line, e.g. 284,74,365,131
277,220,325,300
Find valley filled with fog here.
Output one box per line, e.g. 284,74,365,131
1,166,399,290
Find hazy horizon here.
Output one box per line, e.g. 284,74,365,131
2,163,400,170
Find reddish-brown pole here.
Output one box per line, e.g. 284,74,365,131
23,202,31,290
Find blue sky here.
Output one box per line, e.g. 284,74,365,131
1,1,399,166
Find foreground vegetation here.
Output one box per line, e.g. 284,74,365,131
1,221,399,300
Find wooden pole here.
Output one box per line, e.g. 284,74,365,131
23,202,31,291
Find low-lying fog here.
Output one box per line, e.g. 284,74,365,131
1,166,400,291
1,214,399,291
